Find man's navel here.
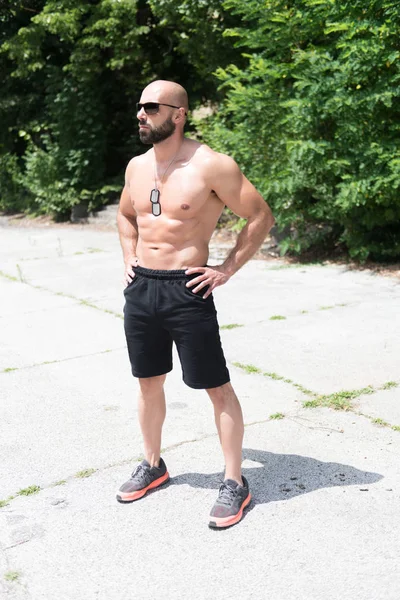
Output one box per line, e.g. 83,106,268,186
181,204,190,211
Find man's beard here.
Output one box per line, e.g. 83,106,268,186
139,117,176,144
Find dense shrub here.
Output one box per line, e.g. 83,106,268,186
199,0,400,260
0,0,242,217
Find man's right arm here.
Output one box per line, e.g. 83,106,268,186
117,161,138,286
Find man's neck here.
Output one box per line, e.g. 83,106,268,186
152,133,185,164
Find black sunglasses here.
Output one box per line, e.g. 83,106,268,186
136,102,187,115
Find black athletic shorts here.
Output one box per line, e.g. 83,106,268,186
123,266,230,389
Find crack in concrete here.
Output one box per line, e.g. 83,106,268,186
3,539,31,551
0,427,245,509
1,347,126,374
231,361,400,431
0,270,123,320
0,303,87,320
18,249,106,262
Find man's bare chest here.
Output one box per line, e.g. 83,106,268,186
128,166,215,218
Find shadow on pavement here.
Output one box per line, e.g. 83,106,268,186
170,448,383,506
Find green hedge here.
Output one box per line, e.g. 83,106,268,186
198,0,400,261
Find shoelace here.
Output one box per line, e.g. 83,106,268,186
130,465,152,486
217,482,237,506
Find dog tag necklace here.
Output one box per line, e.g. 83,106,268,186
150,150,179,217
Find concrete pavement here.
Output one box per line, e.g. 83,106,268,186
1,223,400,600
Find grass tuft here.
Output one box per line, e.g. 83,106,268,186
269,412,285,420
303,386,375,411
3,367,18,373
326,393,354,411
233,362,262,374
269,315,286,320
263,371,285,381
52,480,67,487
372,418,390,427
381,381,398,390
75,468,96,479
17,485,41,496
220,323,244,330
303,399,320,409
391,425,400,432
293,383,315,396
4,571,21,582
0,270,18,282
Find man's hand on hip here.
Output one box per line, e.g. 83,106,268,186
124,256,139,287
185,265,230,299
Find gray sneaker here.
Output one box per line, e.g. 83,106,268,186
116,458,170,503
209,476,251,528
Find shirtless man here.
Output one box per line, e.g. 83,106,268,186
116,80,274,529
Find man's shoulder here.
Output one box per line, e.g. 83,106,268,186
126,150,151,172
194,143,238,172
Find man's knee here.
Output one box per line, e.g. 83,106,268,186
206,382,234,406
138,374,167,394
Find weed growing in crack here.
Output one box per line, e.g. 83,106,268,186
235,364,316,397
327,393,356,410
0,495,16,508
270,315,286,320
263,371,285,381
381,381,398,390
75,469,97,478
220,323,244,330
17,485,41,496
0,270,18,282
16,264,25,283
293,383,315,396
233,362,261,374
303,399,320,409
304,387,375,411
372,418,390,427
4,571,21,582
79,299,123,319
269,412,285,420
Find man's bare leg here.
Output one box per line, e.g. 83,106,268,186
138,374,167,467
116,373,168,502
206,382,244,485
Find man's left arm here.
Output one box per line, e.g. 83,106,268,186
186,154,275,298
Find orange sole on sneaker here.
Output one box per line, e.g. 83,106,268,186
116,471,170,503
208,493,252,529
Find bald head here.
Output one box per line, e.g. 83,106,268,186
141,80,189,114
